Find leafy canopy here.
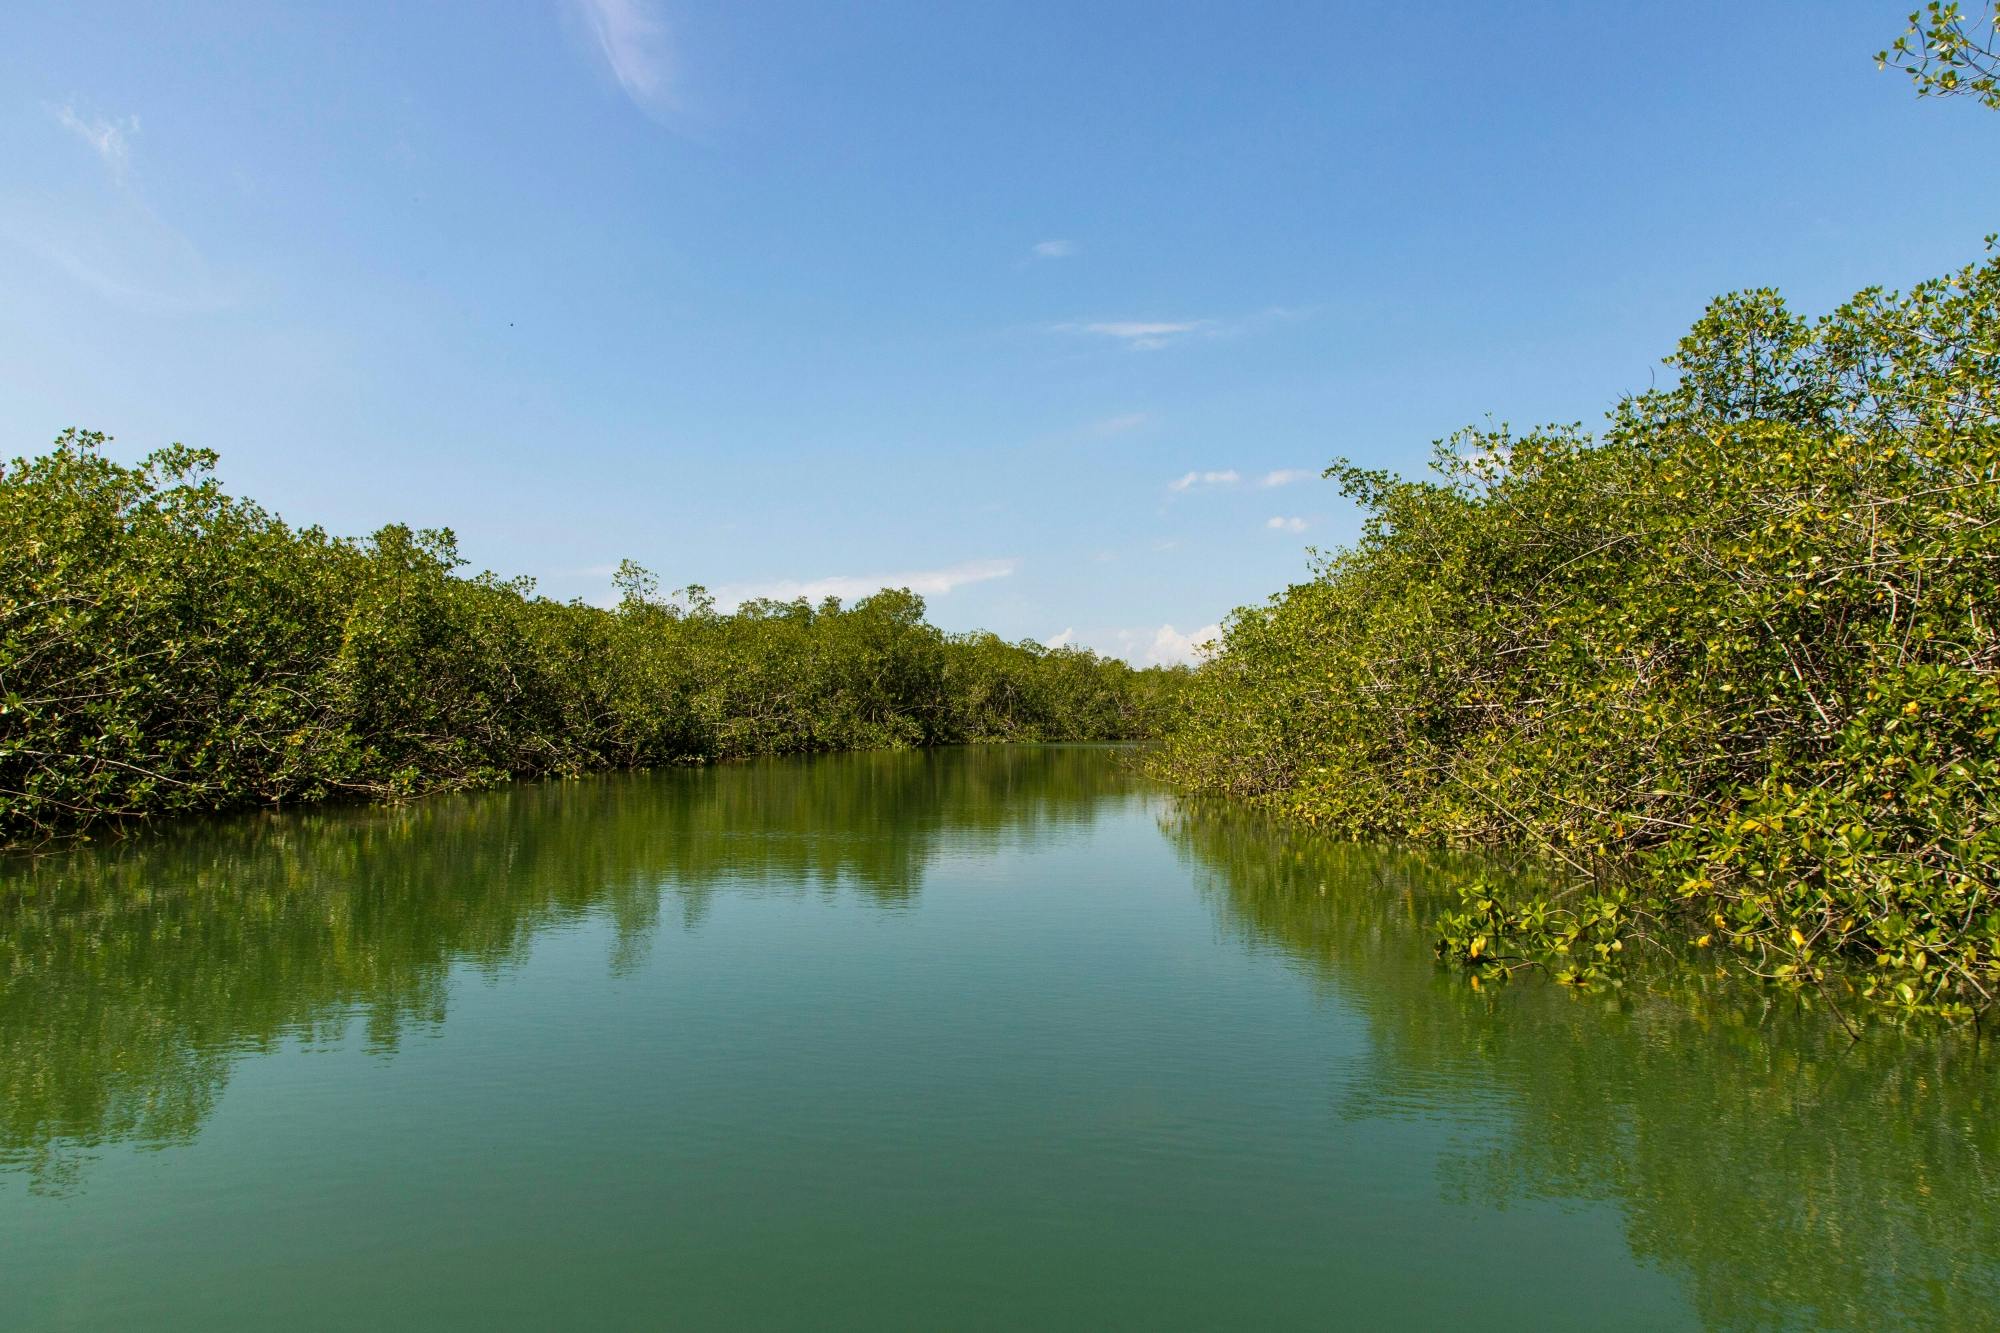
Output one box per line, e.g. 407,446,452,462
1152,248,2000,1016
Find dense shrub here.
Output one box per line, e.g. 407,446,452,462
0,434,1181,846
1152,249,2000,1014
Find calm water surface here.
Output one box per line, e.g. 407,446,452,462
3,746,1996,1330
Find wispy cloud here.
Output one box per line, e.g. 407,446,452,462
1056,319,1208,351
570,0,673,113
1052,306,1310,352
1265,515,1308,533
14,103,233,312
1169,469,1239,492
1260,468,1315,487
1029,239,1077,261
1089,411,1152,437
716,557,1017,608
24,241,204,309
1044,627,1076,649
52,104,137,176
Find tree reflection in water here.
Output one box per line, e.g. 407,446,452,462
1167,803,2000,1330
0,746,1131,1192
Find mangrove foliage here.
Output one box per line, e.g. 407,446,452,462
0,433,1180,847
1151,248,2000,1015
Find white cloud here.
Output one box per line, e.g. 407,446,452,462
1029,239,1077,260
1053,306,1310,352
9,212,232,312
1147,622,1222,668
1169,469,1239,492
570,0,673,112
52,104,137,176
1089,411,1151,436
1044,627,1076,649
1260,468,1315,487
1055,319,1207,351
17,106,233,311
717,557,1017,608
1266,516,1308,533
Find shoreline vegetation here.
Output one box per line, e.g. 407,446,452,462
0,432,1183,851
1149,249,1999,1018
1152,8,2000,1020
3,10,1992,1026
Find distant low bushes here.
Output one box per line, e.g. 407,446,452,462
1152,250,2000,1014
0,433,1181,846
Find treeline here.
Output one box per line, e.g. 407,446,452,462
0,433,1181,847
1151,249,1999,1014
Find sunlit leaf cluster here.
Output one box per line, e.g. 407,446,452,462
1880,2,2000,109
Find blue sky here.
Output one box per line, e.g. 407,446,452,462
2,2,1995,663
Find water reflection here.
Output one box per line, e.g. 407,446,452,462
8,747,1998,1331
1166,802,2000,1330
0,746,1130,1191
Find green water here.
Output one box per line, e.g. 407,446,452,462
2,746,1995,1330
